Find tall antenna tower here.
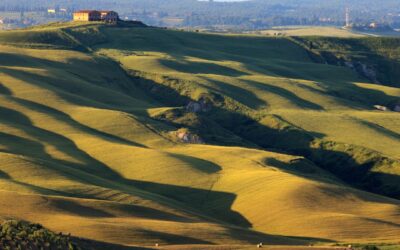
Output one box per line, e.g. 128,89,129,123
345,7,350,27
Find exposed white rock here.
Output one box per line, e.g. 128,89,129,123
374,105,388,111
174,129,204,144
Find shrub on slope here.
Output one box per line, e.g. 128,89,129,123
0,220,79,250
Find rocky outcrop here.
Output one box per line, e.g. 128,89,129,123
344,61,379,83
372,103,400,112
173,129,204,144
186,98,212,113
388,101,400,112
373,105,388,111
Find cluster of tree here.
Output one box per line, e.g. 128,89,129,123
1,0,400,30
0,220,79,250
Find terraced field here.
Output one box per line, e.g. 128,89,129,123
0,22,400,249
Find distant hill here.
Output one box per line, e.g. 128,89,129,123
253,26,366,38
1,0,400,29
0,22,400,249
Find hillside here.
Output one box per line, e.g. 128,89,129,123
0,22,400,248
253,27,366,38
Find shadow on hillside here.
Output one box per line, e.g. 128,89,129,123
245,60,319,81
0,52,153,109
45,26,400,110
0,104,223,177
295,36,400,88
0,107,334,244
114,179,334,245
79,38,400,202
0,65,136,109
0,52,89,69
364,172,400,199
3,37,400,242
99,27,306,63
358,119,400,140
243,79,324,110
167,152,222,174
292,83,369,110
122,178,251,228
109,32,400,110
137,229,214,245
0,107,223,178
240,59,399,110
89,202,198,222
0,167,69,196
0,106,143,178
315,79,399,107
49,199,115,218
197,77,268,110
263,158,340,184
1,101,147,148
127,72,400,201
159,58,249,77
0,52,48,68
1,130,330,245
0,106,254,233
135,227,333,246
0,82,12,95
0,106,31,124
267,153,400,205
4,40,399,113
138,59,398,114
72,236,154,250
301,143,400,200
0,169,9,179
213,110,400,201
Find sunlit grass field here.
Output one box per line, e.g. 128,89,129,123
0,22,400,248
99,27,400,158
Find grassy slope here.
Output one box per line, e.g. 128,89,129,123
255,26,366,38
98,27,400,195
99,27,400,157
0,23,400,247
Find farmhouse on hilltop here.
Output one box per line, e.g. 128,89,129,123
73,10,101,21
73,10,119,22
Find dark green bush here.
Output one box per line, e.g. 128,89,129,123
0,220,80,250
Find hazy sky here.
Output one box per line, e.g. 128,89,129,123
199,0,250,2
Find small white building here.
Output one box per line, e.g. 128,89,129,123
48,9,56,14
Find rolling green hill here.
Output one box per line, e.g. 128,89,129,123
0,22,400,249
